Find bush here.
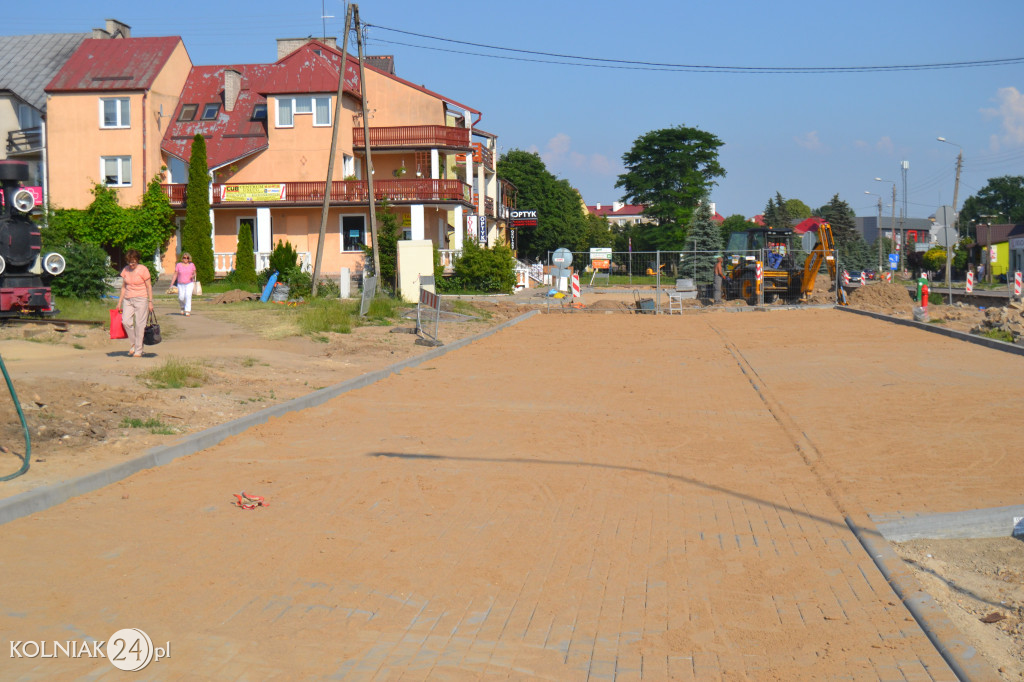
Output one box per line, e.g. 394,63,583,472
448,242,516,293
268,240,298,275
49,241,115,299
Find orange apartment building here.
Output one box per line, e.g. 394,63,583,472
44,35,513,278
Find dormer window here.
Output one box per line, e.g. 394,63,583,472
201,103,220,120
252,103,267,121
178,104,197,121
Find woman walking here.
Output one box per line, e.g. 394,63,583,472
171,252,197,316
115,250,153,357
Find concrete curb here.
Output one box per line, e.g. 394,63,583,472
871,504,1024,542
846,516,1002,682
838,306,1024,357
0,309,539,527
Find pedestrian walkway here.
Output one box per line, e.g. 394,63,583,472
2,310,1018,679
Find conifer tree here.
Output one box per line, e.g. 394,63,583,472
183,134,214,283
686,197,722,284
234,222,257,287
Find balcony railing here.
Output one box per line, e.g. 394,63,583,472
161,179,472,207
215,251,311,275
352,125,471,150
6,128,42,155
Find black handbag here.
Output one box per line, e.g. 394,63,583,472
143,310,162,345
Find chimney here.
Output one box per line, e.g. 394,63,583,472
277,37,336,60
612,201,624,212
224,69,241,112
94,18,131,39
596,203,602,210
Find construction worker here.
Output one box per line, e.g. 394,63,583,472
714,254,726,303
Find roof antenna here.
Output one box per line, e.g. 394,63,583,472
321,0,335,41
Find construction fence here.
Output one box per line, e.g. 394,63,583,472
537,248,842,308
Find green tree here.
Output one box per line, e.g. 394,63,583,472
182,134,214,284
763,193,791,231
233,222,257,287
783,198,812,220
496,150,589,259
818,194,872,270
719,214,750,248
582,213,614,249
124,176,176,262
615,125,725,250
363,200,400,292
684,198,723,284
958,175,1024,236
449,241,516,293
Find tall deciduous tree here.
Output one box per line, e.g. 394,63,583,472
496,150,589,259
719,214,750,247
958,175,1024,236
615,125,725,250
183,134,215,284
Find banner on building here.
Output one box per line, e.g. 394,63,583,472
221,184,287,202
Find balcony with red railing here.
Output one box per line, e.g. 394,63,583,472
161,179,473,207
352,125,472,151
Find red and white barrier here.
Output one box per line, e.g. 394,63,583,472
842,270,850,286
571,272,581,298
755,262,763,282
884,271,892,282
860,271,866,285
966,271,974,293
1015,271,1022,297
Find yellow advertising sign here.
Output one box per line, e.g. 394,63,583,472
221,184,287,202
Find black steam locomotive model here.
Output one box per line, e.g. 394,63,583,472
0,161,65,318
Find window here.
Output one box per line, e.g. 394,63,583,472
178,104,197,121
342,154,359,179
201,103,220,120
275,96,331,127
341,215,366,251
18,104,41,130
102,156,131,187
252,103,267,121
100,98,130,128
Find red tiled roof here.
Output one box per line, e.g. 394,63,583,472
161,41,361,169
587,204,645,217
750,214,765,225
45,37,183,92
793,217,826,234
712,212,725,223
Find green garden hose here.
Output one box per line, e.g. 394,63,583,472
0,352,30,481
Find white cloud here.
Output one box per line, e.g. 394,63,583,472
795,131,824,152
539,133,614,175
876,136,894,154
982,86,1024,148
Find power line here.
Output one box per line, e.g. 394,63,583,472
367,23,1024,74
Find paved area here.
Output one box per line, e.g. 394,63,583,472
2,309,1021,679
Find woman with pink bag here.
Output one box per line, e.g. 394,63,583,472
171,252,197,316
115,250,153,357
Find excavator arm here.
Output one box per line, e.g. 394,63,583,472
801,222,839,298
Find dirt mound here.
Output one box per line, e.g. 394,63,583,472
586,299,634,312
211,289,260,304
846,282,915,313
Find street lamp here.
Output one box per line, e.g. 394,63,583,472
875,177,897,276
937,137,964,293
865,191,883,272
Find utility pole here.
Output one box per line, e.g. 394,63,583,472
354,6,381,286
311,5,353,297
876,195,883,272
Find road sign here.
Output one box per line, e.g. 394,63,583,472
937,226,957,249
552,248,573,266
935,205,956,229
889,254,898,270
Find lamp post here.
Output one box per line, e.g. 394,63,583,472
875,177,897,276
937,137,963,293
865,191,883,273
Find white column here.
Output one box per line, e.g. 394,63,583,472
453,205,464,251
410,204,425,240
477,164,485,218
430,149,439,179
256,208,272,253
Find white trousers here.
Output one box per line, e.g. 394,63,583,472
177,282,195,313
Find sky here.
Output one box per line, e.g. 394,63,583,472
9,0,1024,221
